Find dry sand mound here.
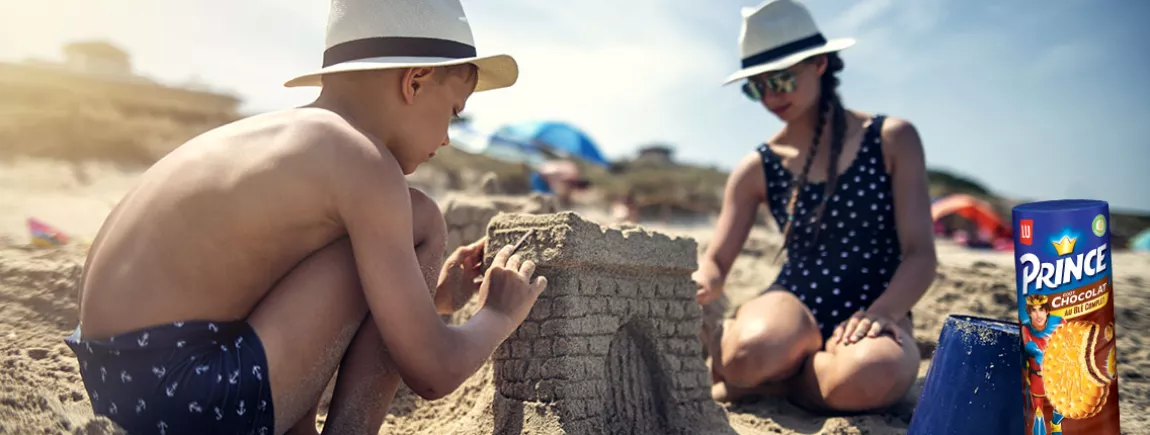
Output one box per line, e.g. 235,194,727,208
1,225,1148,434
0,246,124,434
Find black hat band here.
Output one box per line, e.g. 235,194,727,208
323,36,478,68
740,33,827,70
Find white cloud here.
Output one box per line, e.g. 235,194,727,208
822,0,947,81
828,0,895,35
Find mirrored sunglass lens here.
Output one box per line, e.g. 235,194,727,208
766,73,795,93
742,81,762,100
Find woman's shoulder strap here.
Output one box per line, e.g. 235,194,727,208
868,113,888,136
756,142,771,157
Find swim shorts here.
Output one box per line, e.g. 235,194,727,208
65,321,275,435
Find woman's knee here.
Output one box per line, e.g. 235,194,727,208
819,342,915,410
721,326,819,387
720,292,822,387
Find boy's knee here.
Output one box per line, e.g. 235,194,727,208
313,237,355,267
408,187,446,245
408,188,445,230
408,187,435,211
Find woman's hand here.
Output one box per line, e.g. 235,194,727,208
693,262,725,305
832,309,905,345
435,238,486,314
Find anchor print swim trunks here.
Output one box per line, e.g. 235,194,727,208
66,320,275,435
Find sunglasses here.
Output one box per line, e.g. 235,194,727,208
741,69,798,101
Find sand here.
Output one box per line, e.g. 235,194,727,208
1,159,1148,434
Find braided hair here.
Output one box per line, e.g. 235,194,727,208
774,53,847,263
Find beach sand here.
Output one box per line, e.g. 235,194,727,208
1,159,1147,434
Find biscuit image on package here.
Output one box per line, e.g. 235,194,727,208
1043,320,1114,419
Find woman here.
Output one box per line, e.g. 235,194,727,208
694,0,938,413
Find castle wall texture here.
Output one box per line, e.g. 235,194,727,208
482,212,726,434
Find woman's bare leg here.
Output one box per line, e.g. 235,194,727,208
709,289,822,402
788,316,920,413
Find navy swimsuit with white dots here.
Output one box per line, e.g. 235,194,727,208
757,114,908,340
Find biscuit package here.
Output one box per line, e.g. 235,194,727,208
1013,199,1121,434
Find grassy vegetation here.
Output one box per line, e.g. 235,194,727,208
927,168,994,199
0,102,234,166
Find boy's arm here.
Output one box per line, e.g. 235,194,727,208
324,130,515,399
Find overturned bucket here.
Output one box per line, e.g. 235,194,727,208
908,314,1025,435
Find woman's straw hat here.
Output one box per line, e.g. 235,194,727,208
284,0,518,92
723,0,854,85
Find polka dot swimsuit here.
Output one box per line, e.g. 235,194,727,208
757,114,903,340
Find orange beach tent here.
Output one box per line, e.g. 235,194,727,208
931,194,1012,240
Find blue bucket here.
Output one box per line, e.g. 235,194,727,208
908,315,1025,435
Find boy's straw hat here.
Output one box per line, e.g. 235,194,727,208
723,0,854,85
284,0,518,92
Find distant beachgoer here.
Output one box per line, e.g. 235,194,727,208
478,171,502,194
611,189,640,224
532,159,591,207
64,1,546,434
694,0,937,413
529,170,553,194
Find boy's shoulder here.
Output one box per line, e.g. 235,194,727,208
270,108,407,194
261,107,400,174
280,108,378,153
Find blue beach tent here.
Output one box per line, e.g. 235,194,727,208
1131,228,1150,252
487,120,611,168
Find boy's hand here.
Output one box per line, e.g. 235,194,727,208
477,244,547,330
435,238,486,314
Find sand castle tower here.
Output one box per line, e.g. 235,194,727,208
441,193,559,253
483,212,727,434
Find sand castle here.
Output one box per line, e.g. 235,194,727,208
482,212,727,434
441,193,559,253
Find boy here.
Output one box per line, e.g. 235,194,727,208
66,1,544,434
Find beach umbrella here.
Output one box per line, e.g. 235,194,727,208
482,136,550,166
448,120,550,166
1131,228,1150,252
446,122,488,154
488,120,611,167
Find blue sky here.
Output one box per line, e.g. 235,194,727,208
2,0,1148,211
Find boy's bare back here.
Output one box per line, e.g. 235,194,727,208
79,107,391,339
